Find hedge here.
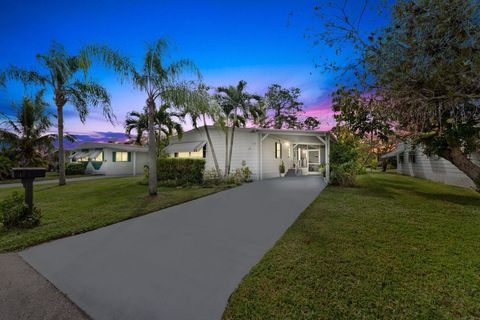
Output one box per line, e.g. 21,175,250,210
157,158,205,185
66,162,87,175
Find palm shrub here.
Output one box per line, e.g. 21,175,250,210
0,90,63,167
0,191,42,229
0,152,14,180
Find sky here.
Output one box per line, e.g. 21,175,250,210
0,0,388,143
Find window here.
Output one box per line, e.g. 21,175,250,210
202,145,207,158
408,151,416,163
275,142,282,159
113,151,131,162
172,151,204,158
398,153,404,164
92,151,103,162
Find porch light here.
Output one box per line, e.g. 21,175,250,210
285,142,290,147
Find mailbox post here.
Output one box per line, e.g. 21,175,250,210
12,168,46,216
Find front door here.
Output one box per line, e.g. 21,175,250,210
307,149,320,173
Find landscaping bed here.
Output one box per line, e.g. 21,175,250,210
224,173,480,319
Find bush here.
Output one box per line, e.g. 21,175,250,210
233,160,252,184
0,192,41,229
157,158,205,186
0,153,14,180
66,162,87,175
203,168,224,187
279,161,286,174
330,161,358,187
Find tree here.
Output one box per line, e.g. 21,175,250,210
262,84,304,129
217,80,261,176
0,90,73,166
2,42,129,185
181,84,223,177
128,39,199,195
303,116,321,130
313,0,480,188
125,104,184,155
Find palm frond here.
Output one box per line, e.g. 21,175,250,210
65,80,114,124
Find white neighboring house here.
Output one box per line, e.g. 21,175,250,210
382,142,478,188
164,126,331,181
70,142,149,176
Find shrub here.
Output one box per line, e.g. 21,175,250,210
233,161,253,185
0,153,14,180
157,158,205,186
279,161,286,174
0,192,41,229
66,162,87,175
330,161,358,187
203,168,224,187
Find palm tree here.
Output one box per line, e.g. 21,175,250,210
182,84,222,177
216,81,262,176
1,42,130,185
125,104,184,154
128,39,199,196
0,90,73,166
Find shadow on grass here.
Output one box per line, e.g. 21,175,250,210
360,174,480,208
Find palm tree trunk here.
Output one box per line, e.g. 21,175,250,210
227,125,235,175
57,105,66,186
224,126,229,177
147,97,158,195
202,114,221,177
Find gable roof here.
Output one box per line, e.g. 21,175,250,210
183,126,330,136
72,142,148,153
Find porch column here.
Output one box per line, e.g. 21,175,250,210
326,134,330,183
133,152,136,176
259,133,263,180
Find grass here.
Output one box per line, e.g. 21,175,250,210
0,176,226,252
0,172,101,185
223,173,480,319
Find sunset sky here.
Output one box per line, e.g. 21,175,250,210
0,0,387,142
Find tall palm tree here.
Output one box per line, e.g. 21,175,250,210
0,90,73,166
217,80,262,176
1,42,130,185
182,84,222,177
125,104,184,153
128,39,199,196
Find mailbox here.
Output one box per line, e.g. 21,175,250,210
12,168,46,216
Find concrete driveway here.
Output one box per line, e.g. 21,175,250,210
21,176,326,320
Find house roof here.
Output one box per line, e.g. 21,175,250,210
184,126,330,136
381,143,406,159
164,141,206,153
72,142,148,153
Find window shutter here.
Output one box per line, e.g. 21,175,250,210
112,152,116,162
128,152,132,162
275,143,278,158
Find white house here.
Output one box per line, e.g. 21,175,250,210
70,142,149,176
382,142,477,188
164,126,331,181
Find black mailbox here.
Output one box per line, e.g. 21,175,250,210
12,168,46,216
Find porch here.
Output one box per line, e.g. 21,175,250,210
257,129,330,182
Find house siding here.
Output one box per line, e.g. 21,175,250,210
397,146,477,188
80,148,148,176
168,128,260,179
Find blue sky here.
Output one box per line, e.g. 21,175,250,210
0,0,388,139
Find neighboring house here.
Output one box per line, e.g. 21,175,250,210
164,126,331,181
70,142,149,176
382,142,477,188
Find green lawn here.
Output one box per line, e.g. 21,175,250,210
0,172,101,184
224,173,480,319
0,176,225,252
